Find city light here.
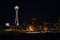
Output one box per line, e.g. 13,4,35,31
27,25,35,32
5,23,10,27
0,6,59,33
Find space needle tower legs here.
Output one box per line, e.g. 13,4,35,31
14,6,19,27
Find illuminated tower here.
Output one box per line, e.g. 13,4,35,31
14,6,19,26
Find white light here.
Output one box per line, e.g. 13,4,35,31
14,6,19,10
5,23,10,27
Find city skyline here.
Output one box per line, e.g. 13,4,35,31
0,0,60,40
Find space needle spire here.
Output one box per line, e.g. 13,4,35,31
14,6,19,26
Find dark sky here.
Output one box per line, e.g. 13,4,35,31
0,0,58,24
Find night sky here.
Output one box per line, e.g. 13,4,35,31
0,0,58,25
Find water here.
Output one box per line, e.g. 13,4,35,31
0,32,60,40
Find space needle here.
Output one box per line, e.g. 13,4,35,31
14,6,19,26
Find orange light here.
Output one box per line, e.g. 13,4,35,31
43,27,48,31
27,25,35,32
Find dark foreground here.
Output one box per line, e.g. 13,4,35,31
0,32,60,40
